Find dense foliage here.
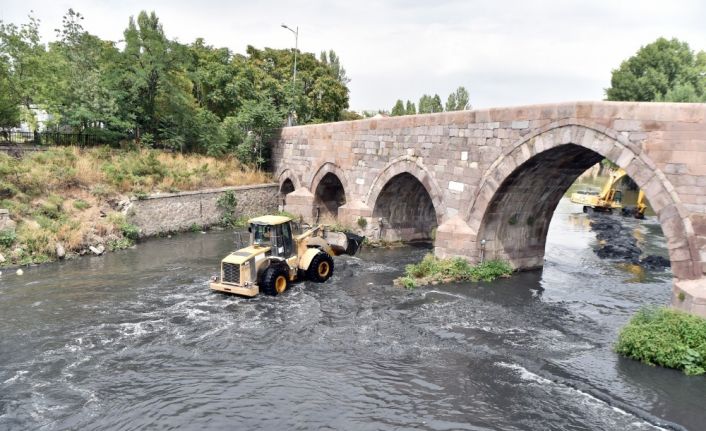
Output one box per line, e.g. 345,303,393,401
616,306,706,375
397,253,513,288
606,37,706,103
0,10,351,165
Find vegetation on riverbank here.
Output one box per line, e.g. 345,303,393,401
395,254,513,288
616,307,706,375
0,146,270,266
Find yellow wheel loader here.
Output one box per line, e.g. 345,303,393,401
209,215,364,297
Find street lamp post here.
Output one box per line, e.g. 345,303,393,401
281,24,298,126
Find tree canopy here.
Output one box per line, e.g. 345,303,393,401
388,87,470,116
391,99,405,116
606,37,706,103
0,10,351,166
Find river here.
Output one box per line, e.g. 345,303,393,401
1,198,704,430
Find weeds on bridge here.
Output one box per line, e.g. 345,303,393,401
616,306,706,375
397,253,513,288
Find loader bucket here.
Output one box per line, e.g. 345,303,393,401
323,231,366,256
344,232,365,256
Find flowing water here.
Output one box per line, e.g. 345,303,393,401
1,198,704,431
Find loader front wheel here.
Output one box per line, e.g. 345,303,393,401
261,267,289,295
307,252,334,282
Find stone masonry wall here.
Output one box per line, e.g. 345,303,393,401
127,183,279,237
270,101,706,317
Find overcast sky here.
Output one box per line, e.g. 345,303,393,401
2,0,705,111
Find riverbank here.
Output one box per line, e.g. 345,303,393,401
0,146,272,267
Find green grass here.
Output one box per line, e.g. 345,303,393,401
398,254,513,288
616,306,706,375
72,199,90,210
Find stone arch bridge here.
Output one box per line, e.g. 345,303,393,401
270,101,706,316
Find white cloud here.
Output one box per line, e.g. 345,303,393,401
1,0,704,110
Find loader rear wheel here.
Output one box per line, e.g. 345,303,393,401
307,251,334,282
261,267,289,296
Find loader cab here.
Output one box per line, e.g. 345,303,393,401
249,215,295,258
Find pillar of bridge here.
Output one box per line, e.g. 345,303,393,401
283,187,316,223
434,216,479,262
672,279,706,318
338,200,373,227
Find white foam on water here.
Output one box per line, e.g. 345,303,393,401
3,369,28,384
496,362,669,431
497,362,552,385
422,290,466,300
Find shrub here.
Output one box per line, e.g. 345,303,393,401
401,254,513,287
357,217,368,229
38,195,64,219
73,199,90,210
120,223,140,241
217,190,239,227
0,229,16,248
107,238,134,251
399,276,417,289
616,306,706,375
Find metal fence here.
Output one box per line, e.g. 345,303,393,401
0,130,120,147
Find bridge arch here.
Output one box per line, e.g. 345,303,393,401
277,169,300,205
366,156,445,241
277,168,301,191
466,121,699,280
310,162,351,220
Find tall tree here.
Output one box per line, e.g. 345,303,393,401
445,93,457,112
431,94,443,113
606,37,706,102
48,9,123,131
0,54,20,128
405,100,416,115
120,11,197,144
320,49,350,85
445,86,470,111
418,94,432,114
391,99,405,116
0,13,48,117
186,38,236,119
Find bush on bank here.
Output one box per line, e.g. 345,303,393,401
616,306,706,375
397,254,513,288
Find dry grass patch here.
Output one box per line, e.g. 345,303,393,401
0,146,271,266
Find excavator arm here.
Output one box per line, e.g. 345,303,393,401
598,168,627,201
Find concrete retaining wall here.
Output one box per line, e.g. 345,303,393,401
127,183,279,237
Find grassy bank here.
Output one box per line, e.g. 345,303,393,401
396,254,513,288
616,307,706,375
0,146,270,266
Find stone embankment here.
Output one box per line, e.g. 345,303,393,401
126,183,279,237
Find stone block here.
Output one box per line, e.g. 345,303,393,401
0,209,16,233
672,279,706,318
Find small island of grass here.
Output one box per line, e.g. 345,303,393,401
616,306,706,375
395,254,513,289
